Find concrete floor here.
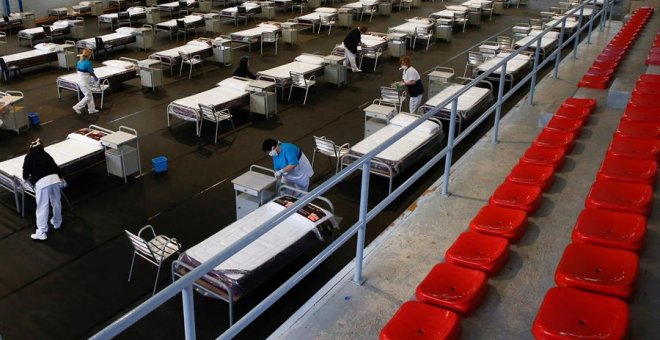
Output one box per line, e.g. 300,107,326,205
271,11,660,340
0,0,640,339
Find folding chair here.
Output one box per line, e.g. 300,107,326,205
413,26,433,51
318,14,334,35
198,104,234,143
126,225,181,295
288,71,316,104
359,47,383,72
179,51,202,79
261,31,278,55
311,136,350,174
464,51,484,77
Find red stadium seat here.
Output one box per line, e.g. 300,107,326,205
445,232,509,275
555,104,591,123
615,119,660,139
634,80,660,95
469,205,528,242
555,243,639,299
533,287,629,340
521,145,565,170
597,156,657,186
533,131,575,153
380,301,460,340
584,67,615,78
578,75,611,89
585,180,653,216
639,74,660,83
572,208,646,253
490,182,543,214
544,117,582,138
630,91,659,107
622,104,660,122
505,162,555,191
415,263,488,316
607,136,660,161
562,97,596,112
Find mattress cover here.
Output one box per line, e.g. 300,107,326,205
152,42,209,58
157,15,203,27
1,49,51,63
172,85,246,109
160,0,197,8
514,30,559,50
258,61,322,79
231,24,280,37
58,65,135,82
476,52,531,75
390,21,433,35
425,85,491,112
78,32,133,48
222,2,261,13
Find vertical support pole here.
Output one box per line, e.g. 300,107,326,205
600,0,607,31
529,37,542,105
553,19,566,78
492,62,507,144
608,0,613,21
441,98,458,196
18,0,23,12
573,6,584,59
587,1,594,44
353,161,370,285
182,284,197,340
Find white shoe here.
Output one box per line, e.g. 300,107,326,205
88,109,99,114
73,106,82,114
352,69,362,73
30,232,47,241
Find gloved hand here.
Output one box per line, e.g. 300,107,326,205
60,179,68,189
274,170,283,178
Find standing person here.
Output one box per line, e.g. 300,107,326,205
400,56,424,113
343,25,367,73
72,48,99,115
22,139,65,241
233,55,256,79
262,139,314,195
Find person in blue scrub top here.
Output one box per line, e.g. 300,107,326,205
262,139,314,196
72,48,99,115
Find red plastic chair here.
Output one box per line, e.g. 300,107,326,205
505,162,555,191
585,180,653,216
584,67,615,78
415,263,488,316
562,97,596,112
555,243,639,299
469,204,528,241
444,232,509,276
630,91,659,107
532,287,629,340
634,80,660,95
544,117,582,138
615,119,660,139
521,145,565,170
532,131,575,153
597,156,658,186
578,75,610,89
647,53,660,66
591,60,620,72
380,301,460,340
572,208,646,253
639,74,660,83
607,136,660,161
489,182,543,214
596,54,623,64
622,104,660,122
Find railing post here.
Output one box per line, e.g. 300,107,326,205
441,98,458,196
599,0,606,31
182,284,197,340
553,19,566,78
573,6,584,59
587,1,594,44
492,62,507,144
608,0,613,21
528,37,542,105
353,161,370,285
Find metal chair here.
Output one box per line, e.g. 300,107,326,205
178,0,189,17
43,25,64,43
0,32,6,54
380,86,406,112
529,18,543,30
94,36,113,58
464,51,484,77
497,35,513,50
413,26,433,51
125,225,181,296
198,104,234,143
482,2,494,19
291,0,306,13
237,6,254,25
261,31,278,55
398,0,413,11
176,19,195,41
453,11,468,32
311,136,350,174
178,51,202,79
90,78,111,109
117,11,131,28
360,3,377,22
66,6,82,17
0,58,21,82
317,14,334,35
288,71,316,104
359,47,383,72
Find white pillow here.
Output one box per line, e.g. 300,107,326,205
103,59,136,69
294,54,324,65
52,20,69,27
34,43,58,52
79,1,91,6
128,6,146,14
218,77,249,92
407,18,430,24
390,113,440,134
187,39,211,47
115,26,136,33
67,132,103,147
316,7,337,13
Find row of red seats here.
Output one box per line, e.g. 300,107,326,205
646,31,660,65
579,7,654,89
532,72,659,339
379,96,598,339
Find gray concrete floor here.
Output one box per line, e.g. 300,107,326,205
271,13,660,340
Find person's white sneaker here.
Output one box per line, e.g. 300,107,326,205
30,232,47,241
73,106,82,114
88,109,99,114
352,68,362,73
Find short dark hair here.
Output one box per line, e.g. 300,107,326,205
262,138,278,152
359,25,367,33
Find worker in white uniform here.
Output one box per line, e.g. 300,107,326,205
399,56,424,113
262,139,314,196
72,48,99,115
22,139,65,241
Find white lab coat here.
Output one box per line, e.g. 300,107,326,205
282,152,314,195
34,174,63,235
73,71,96,112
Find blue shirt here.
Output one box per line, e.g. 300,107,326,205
77,59,94,73
272,143,301,171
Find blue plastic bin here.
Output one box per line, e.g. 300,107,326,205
152,156,168,173
28,112,40,126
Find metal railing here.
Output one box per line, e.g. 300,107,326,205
93,1,610,338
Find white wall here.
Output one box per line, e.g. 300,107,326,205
20,0,107,19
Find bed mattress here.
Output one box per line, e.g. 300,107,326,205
514,31,559,51
151,43,211,59
157,15,204,28
389,21,433,35
424,85,492,120
257,61,323,80
77,33,135,49
222,2,261,14
475,52,531,76
230,24,280,41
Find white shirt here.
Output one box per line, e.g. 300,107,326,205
402,66,421,83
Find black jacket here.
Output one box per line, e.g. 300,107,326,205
22,149,62,186
233,65,256,79
343,28,362,54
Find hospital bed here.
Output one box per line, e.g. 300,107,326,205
544,15,580,35
256,53,325,100
148,38,215,73
155,14,205,39
0,13,23,31
0,125,118,214
167,77,252,135
76,27,139,54
172,188,337,326
17,19,83,47
294,7,338,33
331,33,388,71
0,43,71,73
220,2,262,25
229,22,282,51
56,58,139,106
513,30,559,60
98,7,147,30
159,0,200,17
341,112,444,194
473,51,532,89
388,17,435,45
341,0,380,16
48,2,96,18
417,73,494,133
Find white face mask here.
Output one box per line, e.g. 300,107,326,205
400,65,408,70
268,149,278,157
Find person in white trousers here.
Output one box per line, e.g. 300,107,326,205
72,48,99,115
22,139,65,241
342,26,367,72
399,56,425,113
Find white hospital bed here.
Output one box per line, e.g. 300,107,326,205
159,0,199,16
1,43,70,72
98,7,147,30
17,19,83,47
229,22,282,51
473,51,532,89
172,189,337,326
513,30,559,59
295,7,337,32
388,17,434,43
167,77,252,135
544,15,580,35
220,2,262,25
341,112,444,193
155,14,204,39
256,53,325,99
149,38,215,73
76,27,139,53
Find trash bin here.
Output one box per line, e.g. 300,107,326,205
28,112,40,126
152,156,168,173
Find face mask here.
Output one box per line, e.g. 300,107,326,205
400,65,408,70
268,149,278,157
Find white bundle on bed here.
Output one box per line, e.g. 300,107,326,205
34,43,61,52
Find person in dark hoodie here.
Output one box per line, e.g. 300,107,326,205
342,25,367,72
233,55,256,79
22,139,64,241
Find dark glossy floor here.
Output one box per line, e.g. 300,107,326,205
0,1,566,338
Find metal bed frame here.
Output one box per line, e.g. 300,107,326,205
76,32,137,53
294,8,338,33
158,0,200,17
473,51,533,90
98,7,148,30
228,23,282,51
17,19,82,47
513,31,559,60
256,54,325,100
220,2,263,26
155,14,205,39
148,38,214,73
